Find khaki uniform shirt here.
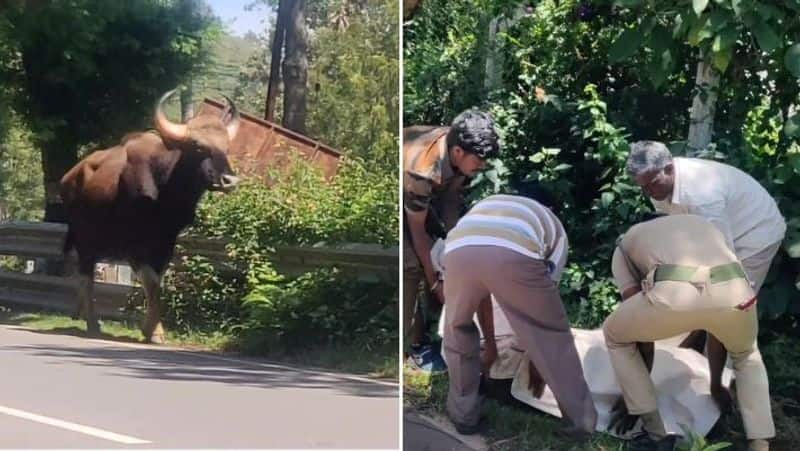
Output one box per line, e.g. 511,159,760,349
403,126,466,219
403,126,467,270
612,215,753,310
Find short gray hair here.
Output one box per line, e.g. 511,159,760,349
626,141,673,176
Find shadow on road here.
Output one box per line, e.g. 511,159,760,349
4,330,398,400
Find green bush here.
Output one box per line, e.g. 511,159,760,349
238,262,397,354
159,158,398,351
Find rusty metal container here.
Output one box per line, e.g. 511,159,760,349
198,98,342,179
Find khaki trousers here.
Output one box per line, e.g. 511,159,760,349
443,246,597,431
403,236,424,345
603,288,775,439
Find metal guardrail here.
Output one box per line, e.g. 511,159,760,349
0,221,398,319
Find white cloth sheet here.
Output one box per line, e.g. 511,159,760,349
438,300,733,438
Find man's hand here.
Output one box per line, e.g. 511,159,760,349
678,330,707,354
608,396,639,435
710,383,734,414
527,360,546,399
480,340,498,375
432,282,445,304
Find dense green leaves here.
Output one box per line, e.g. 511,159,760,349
0,115,44,221
693,0,710,16
161,159,398,346
712,27,738,52
751,21,781,52
785,44,800,77
608,28,646,63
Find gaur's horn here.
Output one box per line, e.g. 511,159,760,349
222,95,240,142
154,89,189,142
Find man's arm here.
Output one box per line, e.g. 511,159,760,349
707,333,734,412
611,246,640,301
438,175,466,231
406,208,443,303
476,296,497,373
693,200,736,253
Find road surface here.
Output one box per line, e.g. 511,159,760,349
0,325,398,448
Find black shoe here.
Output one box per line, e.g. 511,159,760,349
629,432,678,451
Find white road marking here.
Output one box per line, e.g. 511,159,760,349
0,405,150,444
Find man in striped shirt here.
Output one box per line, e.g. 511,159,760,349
441,192,597,436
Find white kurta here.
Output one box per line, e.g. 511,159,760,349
651,157,785,259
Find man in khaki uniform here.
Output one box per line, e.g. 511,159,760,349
627,141,785,408
403,110,499,372
603,214,774,451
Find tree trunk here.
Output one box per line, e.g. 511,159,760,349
282,0,308,134
687,52,720,156
40,136,76,224
265,0,289,122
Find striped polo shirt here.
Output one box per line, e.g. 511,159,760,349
444,194,567,263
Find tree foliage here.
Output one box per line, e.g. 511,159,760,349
236,0,399,170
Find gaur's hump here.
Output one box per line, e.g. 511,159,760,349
122,130,169,157
121,130,163,145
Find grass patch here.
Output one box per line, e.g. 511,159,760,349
0,306,397,379
404,330,800,451
245,341,399,379
405,369,626,451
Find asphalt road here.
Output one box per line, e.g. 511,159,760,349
0,325,399,449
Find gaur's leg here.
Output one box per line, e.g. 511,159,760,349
76,258,99,336
139,265,165,344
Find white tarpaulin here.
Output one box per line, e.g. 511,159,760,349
438,299,733,438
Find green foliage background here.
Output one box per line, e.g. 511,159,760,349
404,0,800,329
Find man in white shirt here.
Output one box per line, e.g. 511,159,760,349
625,140,785,410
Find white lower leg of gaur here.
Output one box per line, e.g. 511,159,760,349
139,266,165,344
77,272,99,335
